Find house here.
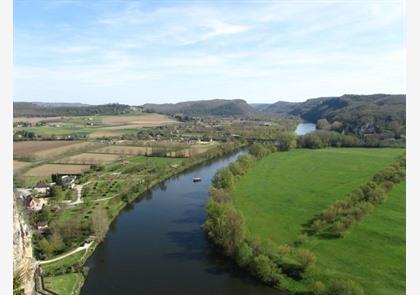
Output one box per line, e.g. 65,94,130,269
61,175,77,188
28,198,48,211
33,182,50,196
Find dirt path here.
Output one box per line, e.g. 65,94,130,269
64,181,91,206
38,241,93,265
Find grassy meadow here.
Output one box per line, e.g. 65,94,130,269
307,181,405,294
230,148,405,293
232,148,404,244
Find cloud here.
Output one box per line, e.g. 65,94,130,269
13,0,405,103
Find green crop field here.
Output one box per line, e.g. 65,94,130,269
308,181,405,294
231,148,405,294
232,148,404,244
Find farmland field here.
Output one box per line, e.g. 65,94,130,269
230,148,405,294
54,153,124,164
23,164,91,176
232,148,404,244
13,116,63,123
101,113,177,126
308,181,406,295
94,145,150,155
13,160,32,172
14,141,97,160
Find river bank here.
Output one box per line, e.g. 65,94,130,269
79,148,285,295
39,142,253,294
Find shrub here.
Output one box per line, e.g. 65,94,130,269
213,168,235,190
251,254,281,284
249,143,275,159
366,187,386,204
229,162,245,176
327,279,364,295
296,249,317,269
209,187,231,203
236,242,254,267
312,281,327,295
276,132,297,151
331,221,347,237
203,200,245,256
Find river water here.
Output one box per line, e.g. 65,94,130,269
295,122,316,135
80,151,283,295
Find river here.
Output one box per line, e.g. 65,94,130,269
80,151,283,295
295,122,316,135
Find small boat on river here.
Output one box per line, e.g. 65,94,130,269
193,177,202,182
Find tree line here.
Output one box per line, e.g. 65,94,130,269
307,155,405,238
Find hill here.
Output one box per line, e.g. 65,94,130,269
13,102,131,117
249,103,271,111
263,94,406,135
142,99,257,117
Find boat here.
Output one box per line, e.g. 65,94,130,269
193,177,202,182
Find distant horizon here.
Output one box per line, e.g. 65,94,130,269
14,1,405,104
13,92,406,106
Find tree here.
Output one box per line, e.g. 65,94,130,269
49,231,65,252
213,168,235,190
91,207,109,242
277,132,297,151
229,162,245,176
296,249,317,269
317,119,331,130
331,121,343,132
204,201,245,256
236,242,254,267
38,238,53,257
251,254,280,284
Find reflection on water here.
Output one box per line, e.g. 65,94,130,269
295,122,316,135
80,151,284,295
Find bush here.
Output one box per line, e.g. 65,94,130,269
249,143,275,159
204,200,245,256
236,242,254,267
296,249,317,269
276,132,297,151
327,279,364,295
251,254,281,284
213,168,235,190
209,187,231,203
331,221,347,237
312,281,327,295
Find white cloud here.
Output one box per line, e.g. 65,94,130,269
14,0,405,103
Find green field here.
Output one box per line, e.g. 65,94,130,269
232,148,404,244
308,181,405,294
231,148,405,294
44,273,84,295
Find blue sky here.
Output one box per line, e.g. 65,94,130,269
14,0,405,104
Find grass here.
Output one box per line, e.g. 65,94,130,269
42,251,86,275
44,273,84,295
307,181,406,295
230,148,405,294
231,148,404,244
